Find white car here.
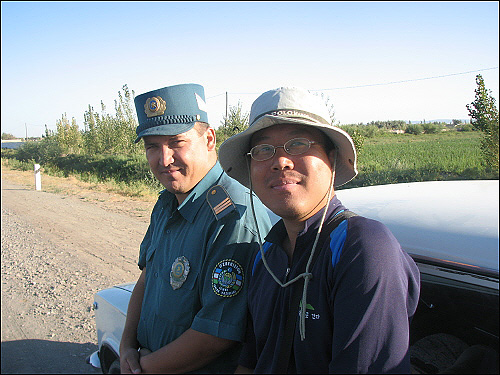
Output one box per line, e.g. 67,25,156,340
88,180,499,374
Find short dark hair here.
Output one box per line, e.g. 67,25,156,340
194,121,210,136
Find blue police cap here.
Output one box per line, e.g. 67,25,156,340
134,83,209,143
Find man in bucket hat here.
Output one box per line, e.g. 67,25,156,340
219,87,420,373
119,83,271,373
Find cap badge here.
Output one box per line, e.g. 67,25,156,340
170,256,190,290
144,96,167,118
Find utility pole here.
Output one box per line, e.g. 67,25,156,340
225,92,228,127
25,123,28,141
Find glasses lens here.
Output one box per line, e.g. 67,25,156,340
285,138,310,155
250,144,275,161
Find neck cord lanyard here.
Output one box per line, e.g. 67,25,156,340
247,149,337,340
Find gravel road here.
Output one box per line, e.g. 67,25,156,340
1,170,155,374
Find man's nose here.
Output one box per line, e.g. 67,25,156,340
160,146,174,166
271,148,294,170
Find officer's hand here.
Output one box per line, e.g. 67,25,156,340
120,347,142,374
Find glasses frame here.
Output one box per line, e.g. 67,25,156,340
247,138,317,161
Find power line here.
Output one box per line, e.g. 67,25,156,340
206,92,226,99
206,67,499,99
311,67,499,91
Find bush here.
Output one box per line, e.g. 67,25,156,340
422,123,441,134
405,124,423,135
1,148,17,159
1,157,35,171
361,125,380,138
15,138,62,164
340,126,365,155
457,124,475,132
341,124,380,139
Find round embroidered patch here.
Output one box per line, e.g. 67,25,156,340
212,259,244,298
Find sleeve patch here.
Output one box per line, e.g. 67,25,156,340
212,259,244,297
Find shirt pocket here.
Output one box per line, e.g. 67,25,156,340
156,262,200,328
146,245,156,263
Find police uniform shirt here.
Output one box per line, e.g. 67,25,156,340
137,161,271,373
240,196,421,373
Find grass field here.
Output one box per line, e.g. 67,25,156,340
2,130,498,196
339,131,497,189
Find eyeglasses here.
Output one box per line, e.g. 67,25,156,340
247,138,317,161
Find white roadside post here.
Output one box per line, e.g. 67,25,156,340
34,164,41,191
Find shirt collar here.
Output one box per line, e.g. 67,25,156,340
159,161,224,223
301,195,343,235
265,195,344,245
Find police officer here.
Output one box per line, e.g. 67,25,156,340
219,87,420,373
119,84,271,373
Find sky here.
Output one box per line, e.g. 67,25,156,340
1,1,499,138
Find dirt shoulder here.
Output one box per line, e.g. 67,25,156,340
1,161,158,220
1,164,157,373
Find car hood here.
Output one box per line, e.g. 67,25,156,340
113,282,136,293
336,180,499,274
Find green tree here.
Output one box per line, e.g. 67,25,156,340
82,84,141,155
83,104,101,155
368,120,406,130
55,113,82,154
318,92,337,124
42,125,55,139
114,84,140,153
466,74,499,169
216,101,249,149
1,132,17,140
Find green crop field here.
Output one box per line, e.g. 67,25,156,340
340,131,496,189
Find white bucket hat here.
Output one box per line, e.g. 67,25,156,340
218,87,358,187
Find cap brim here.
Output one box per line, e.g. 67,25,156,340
218,115,358,188
135,122,196,143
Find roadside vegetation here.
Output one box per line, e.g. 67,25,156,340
2,75,498,197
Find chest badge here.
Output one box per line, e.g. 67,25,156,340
170,256,190,290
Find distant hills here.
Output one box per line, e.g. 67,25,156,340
340,118,470,126
409,119,469,124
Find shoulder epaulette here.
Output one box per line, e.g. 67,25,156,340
206,185,236,220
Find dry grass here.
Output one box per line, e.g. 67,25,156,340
1,160,158,219
1,158,158,202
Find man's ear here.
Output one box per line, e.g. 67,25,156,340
205,127,217,151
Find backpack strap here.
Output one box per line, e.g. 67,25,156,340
316,210,358,268
276,210,358,373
